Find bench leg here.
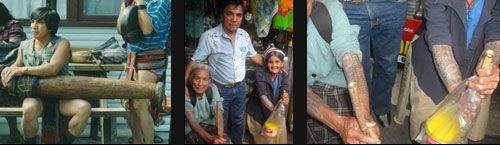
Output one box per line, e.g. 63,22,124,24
100,117,116,144
89,100,100,140
90,117,99,140
110,117,117,142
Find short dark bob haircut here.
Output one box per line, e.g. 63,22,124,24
31,7,60,36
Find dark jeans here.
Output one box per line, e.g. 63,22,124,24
341,0,408,115
216,80,246,144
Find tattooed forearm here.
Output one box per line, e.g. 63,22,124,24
431,44,463,92
260,95,275,112
307,88,324,118
186,112,212,142
341,53,372,120
483,40,500,66
307,87,342,132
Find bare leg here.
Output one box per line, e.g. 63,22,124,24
128,108,145,144
21,97,43,138
131,70,158,144
59,99,91,136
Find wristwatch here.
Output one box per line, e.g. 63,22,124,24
136,4,146,10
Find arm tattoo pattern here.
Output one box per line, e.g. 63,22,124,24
431,44,463,92
260,95,275,112
341,53,372,120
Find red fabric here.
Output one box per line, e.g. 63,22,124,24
0,20,26,42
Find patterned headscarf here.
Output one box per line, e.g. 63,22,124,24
263,43,286,62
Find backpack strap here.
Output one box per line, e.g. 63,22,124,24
310,1,332,43
205,85,213,104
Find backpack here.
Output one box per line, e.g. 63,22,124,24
187,82,213,106
120,0,143,44
90,37,127,75
310,1,332,43
91,37,127,64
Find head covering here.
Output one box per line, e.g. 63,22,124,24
263,43,286,62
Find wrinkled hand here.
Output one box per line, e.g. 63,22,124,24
337,117,381,144
280,91,289,106
462,65,500,118
211,136,227,144
1,66,24,87
469,65,500,96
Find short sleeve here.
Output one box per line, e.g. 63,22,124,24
191,32,212,62
329,3,362,67
148,0,171,34
244,31,257,57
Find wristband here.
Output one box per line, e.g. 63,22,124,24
137,4,146,10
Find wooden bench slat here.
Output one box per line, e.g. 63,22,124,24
0,107,128,117
90,108,129,117
0,107,23,117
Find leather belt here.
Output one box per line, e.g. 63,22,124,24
213,81,241,88
344,0,366,4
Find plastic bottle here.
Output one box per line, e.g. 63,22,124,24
416,77,482,144
262,102,286,137
416,50,493,144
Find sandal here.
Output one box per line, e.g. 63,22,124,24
128,135,163,143
154,135,163,143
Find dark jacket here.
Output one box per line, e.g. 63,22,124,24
246,67,289,125
412,0,500,104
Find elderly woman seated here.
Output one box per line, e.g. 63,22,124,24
185,63,231,144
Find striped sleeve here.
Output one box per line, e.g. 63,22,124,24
8,22,26,43
148,0,170,34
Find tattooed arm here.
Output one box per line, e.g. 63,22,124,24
430,44,463,92
341,53,381,143
306,53,380,144
341,53,372,121
306,87,344,132
261,95,275,112
186,111,217,144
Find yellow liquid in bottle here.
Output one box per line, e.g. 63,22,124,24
264,122,279,137
426,104,464,143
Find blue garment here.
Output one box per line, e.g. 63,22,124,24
191,24,257,85
272,75,279,98
466,0,484,50
127,0,171,52
341,0,408,115
216,80,246,144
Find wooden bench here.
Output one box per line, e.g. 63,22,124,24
0,107,129,144
0,49,127,143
